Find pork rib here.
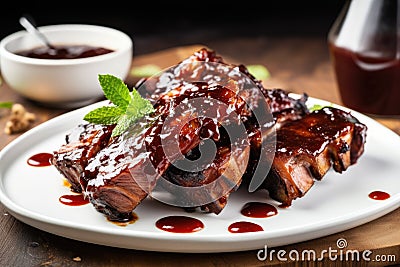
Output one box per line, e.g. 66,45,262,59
158,49,309,214
51,123,114,193
83,82,249,221
262,106,367,206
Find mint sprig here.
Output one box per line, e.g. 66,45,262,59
99,74,131,109
83,74,154,137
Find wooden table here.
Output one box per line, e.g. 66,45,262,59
1,38,400,267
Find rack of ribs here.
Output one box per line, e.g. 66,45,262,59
51,48,367,222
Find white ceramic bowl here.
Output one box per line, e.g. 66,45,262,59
0,24,133,108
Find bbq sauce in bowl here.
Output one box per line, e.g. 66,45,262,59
16,44,113,59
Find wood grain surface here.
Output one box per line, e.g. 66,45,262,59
0,38,399,267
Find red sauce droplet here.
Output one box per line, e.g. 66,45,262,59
369,191,390,200
228,221,263,233
241,202,278,218
59,194,89,206
27,153,53,167
155,216,204,233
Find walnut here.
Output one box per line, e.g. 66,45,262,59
72,256,82,262
4,103,36,134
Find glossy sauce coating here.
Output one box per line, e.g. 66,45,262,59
16,45,113,59
83,82,248,222
275,107,355,157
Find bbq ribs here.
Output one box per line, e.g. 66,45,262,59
51,48,367,222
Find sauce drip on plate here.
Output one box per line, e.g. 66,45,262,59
27,153,53,167
59,194,89,206
228,221,263,233
240,202,278,218
368,191,390,200
155,216,204,233
108,213,139,227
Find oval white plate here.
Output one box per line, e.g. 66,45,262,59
0,96,399,253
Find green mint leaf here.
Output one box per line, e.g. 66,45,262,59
98,74,131,109
246,64,271,81
0,101,13,109
127,89,155,118
111,89,154,137
83,106,124,124
111,114,136,137
84,74,155,137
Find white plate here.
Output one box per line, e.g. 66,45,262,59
0,96,399,253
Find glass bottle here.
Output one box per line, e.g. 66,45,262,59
328,0,400,116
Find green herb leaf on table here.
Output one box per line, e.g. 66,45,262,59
0,101,13,109
83,74,155,137
131,64,162,78
246,64,271,81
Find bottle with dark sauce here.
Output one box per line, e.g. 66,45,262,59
16,45,113,59
328,0,400,116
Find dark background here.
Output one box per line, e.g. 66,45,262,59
0,1,347,55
